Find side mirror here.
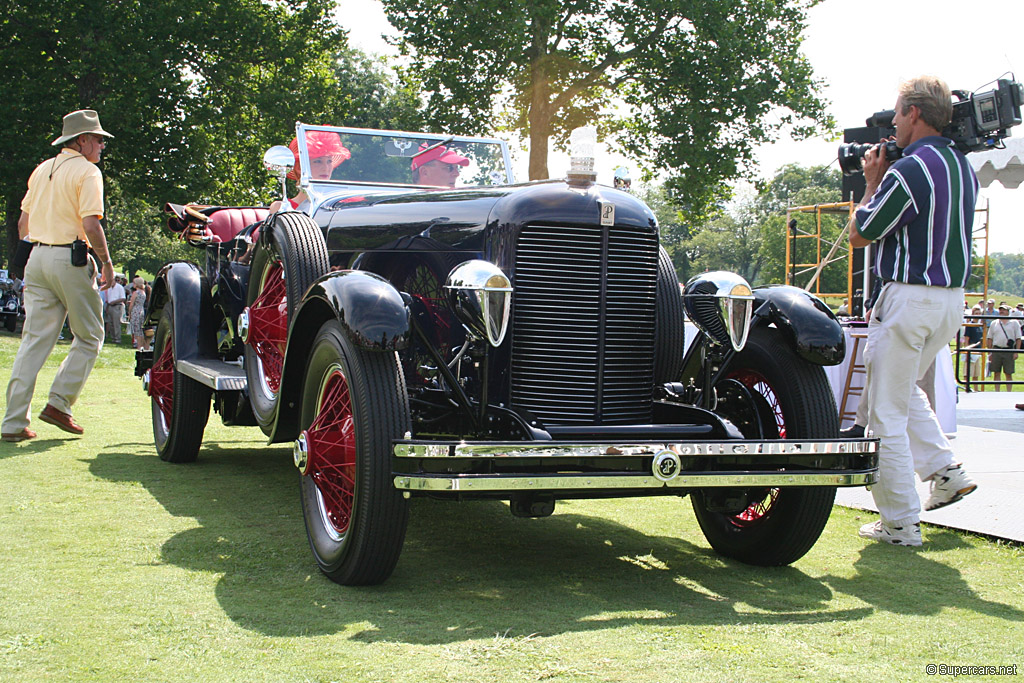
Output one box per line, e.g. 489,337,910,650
263,145,295,205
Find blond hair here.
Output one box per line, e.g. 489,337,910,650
898,76,953,131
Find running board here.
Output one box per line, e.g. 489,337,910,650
176,358,247,391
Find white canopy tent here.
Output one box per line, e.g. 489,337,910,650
969,136,1024,189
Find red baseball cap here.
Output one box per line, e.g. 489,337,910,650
410,143,469,171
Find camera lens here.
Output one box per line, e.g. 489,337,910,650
837,141,902,176
838,143,870,175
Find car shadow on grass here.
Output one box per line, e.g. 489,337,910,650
90,447,1020,643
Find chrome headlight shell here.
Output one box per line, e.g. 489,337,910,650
683,271,755,352
444,260,513,347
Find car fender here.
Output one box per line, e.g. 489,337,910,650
148,260,217,362
270,270,411,443
752,285,845,366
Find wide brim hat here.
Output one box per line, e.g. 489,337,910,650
286,131,351,181
52,110,114,146
410,143,470,171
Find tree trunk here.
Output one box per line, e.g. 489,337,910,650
527,56,550,181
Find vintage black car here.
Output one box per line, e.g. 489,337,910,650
136,124,877,586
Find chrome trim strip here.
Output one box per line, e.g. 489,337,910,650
176,358,247,391
394,470,878,492
393,439,877,459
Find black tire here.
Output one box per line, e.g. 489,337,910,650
149,304,212,463
654,246,684,383
691,325,838,566
298,319,411,585
3,315,15,333
244,213,329,428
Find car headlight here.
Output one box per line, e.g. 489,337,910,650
445,260,513,347
682,271,754,352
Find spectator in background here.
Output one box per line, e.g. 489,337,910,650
128,276,149,352
988,303,1021,391
103,274,126,343
962,305,985,390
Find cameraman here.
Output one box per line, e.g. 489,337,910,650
849,76,978,547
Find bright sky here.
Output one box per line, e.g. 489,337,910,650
336,0,1024,253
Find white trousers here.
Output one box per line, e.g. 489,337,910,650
2,245,104,433
863,282,963,527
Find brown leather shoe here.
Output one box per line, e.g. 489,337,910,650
1,428,37,443
38,404,84,435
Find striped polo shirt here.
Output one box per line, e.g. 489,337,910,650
854,136,979,287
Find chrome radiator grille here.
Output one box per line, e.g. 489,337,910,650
510,224,659,426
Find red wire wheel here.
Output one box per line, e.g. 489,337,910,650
298,319,411,585
149,334,175,431
246,260,287,399
724,368,783,526
302,365,356,537
726,369,787,438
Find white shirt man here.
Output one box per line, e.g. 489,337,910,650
103,277,126,343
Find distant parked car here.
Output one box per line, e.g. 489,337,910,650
0,272,22,333
135,124,877,585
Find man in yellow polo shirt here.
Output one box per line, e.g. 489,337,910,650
1,110,117,442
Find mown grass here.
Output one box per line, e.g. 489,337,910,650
1,331,1022,682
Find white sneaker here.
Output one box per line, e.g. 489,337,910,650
858,520,922,546
925,464,977,511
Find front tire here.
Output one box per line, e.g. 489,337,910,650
297,319,411,585
691,325,838,566
149,303,212,463
244,213,329,429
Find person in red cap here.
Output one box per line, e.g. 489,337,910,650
269,131,350,213
411,143,469,188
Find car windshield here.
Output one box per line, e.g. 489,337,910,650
294,125,514,189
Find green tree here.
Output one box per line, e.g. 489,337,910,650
382,0,831,221
0,0,417,262
637,184,695,282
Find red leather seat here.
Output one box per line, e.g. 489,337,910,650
205,208,269,243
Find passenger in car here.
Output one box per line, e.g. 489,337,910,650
268,131,350,214
410,143,469,188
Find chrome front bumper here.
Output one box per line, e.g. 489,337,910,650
392,438,878,493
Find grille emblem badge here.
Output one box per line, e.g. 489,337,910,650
652,449,681,481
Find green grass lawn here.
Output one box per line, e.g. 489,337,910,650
1,331,1022,682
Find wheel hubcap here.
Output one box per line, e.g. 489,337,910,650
303,365,356,538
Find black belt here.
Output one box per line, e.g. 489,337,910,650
37,242,73,248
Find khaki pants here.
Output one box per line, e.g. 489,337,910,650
863,282,963,527
2,245,104,433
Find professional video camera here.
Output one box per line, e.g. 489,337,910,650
839,77,1024,175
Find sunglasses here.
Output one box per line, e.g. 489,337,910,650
430,162,460,172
